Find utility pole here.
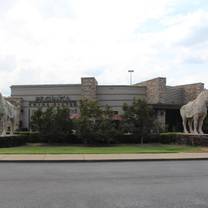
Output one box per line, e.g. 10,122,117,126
128,70,134,85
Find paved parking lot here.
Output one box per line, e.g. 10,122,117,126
0,161,208,208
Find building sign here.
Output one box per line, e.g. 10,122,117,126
29,96,78,108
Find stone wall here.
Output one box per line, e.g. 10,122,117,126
165,83,204,105
136,78,204,105
135,77,166,104
81,77,97,100
135,78,167,131
180,83,204,103
176,134,208,146
165,86,183,105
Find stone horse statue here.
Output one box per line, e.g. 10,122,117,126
0,93,18,136
180,90,208,134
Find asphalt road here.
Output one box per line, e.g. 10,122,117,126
0,161,208,208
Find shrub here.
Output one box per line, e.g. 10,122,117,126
159,132,181,144
114,133,160,144
16,131,81,144
0,135,27,147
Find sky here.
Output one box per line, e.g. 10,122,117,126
0,0,208,95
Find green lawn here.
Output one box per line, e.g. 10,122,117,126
0,144,205,154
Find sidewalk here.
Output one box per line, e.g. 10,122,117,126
0,153,208,162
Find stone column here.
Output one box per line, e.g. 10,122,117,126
81,77,98,100
135,77,167,130
156,110,166,131
135,77,166,104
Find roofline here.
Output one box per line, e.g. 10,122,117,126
10,84,81,88
81,77,96,79
10,84,146,88
134,77,166,85
98,85,146,87
170,82,204,88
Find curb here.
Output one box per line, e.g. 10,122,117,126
1,158,208,163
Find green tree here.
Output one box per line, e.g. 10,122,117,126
75,99,102,144
31,108,44,131
76,99,119,144
31,107,73,143
95,105,120,144
122,99,156,144
53,108,73,139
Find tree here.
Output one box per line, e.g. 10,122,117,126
30,108,43,131
94,105,120,144
122,99,156,144
75,99,102,144
31,107,73,142
75,99,119,144
53,108,73,139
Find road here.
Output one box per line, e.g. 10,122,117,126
0,161,208,208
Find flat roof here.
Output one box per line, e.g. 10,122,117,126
11,84,146,88
98,85,145,87
11,84,81,88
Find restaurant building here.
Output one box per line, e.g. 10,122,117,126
9,77,204,131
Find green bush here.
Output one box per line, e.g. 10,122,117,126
16,131,81,144
159,132,181,144
114,133,160,144
0,135,27,147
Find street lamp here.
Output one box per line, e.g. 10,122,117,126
128,70,134,85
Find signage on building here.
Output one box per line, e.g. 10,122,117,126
29,96,78,108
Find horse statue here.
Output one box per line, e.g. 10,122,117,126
180,90,208,135
0,93,18,136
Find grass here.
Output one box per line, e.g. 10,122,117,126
0,144,206,154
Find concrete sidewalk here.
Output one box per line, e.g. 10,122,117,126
0,153,208,162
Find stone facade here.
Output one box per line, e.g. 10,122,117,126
135,78,167,131
135,77,166,104
174,134,208,146
179,83,204,104
81,77,97,100
165,86,183,105
135,78,204,106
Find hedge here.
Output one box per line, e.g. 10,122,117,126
16,131,81,144
159,132,179,144
0,135,27,147
114,133,160,144
1,132,205,147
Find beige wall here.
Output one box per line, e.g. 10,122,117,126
97,85,146,113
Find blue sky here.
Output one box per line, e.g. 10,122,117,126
0,0,208,95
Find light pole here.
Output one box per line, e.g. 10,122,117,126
128,70,134,85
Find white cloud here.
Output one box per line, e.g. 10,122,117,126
0,0,208,95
